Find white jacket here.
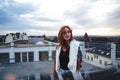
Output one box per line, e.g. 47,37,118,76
55,39,80,73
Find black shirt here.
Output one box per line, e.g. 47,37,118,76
59,48,69,70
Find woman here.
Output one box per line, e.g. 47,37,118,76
55,25,84,80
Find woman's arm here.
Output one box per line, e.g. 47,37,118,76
76,46,82,71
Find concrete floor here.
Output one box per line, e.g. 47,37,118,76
4,61,120,80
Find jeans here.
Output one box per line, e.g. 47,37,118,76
59,68,74,80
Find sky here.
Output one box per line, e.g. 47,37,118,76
0,0,120,36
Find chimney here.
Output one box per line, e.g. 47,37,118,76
111,43,118,69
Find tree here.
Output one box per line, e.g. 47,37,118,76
83,32,91,42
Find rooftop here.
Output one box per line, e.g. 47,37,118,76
86,47,111,58
0,61,119,80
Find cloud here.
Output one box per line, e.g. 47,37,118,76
0,0,120,36
107,7,120,28
0,0,61,31
0,0,39,32
63,1,98,31
64,0,120,30
64,5,91,26
0,0,36,24
32,17,61,22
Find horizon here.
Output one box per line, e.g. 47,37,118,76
1,32,120,37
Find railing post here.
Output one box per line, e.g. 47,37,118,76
48,42,52,60
34,50,39,61
9,42,15,63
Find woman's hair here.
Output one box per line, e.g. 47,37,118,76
57,25,74,49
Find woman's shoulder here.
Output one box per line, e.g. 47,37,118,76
71,39,80,45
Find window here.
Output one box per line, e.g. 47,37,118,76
99,60,102,64
0,53,9,63
101,51,104,54
104,61,107,66
22,52,27,62
106,53,110,56
39,51,48,61
28,52,34,62
118,65,120,70
91,57,93,61
15,52,20,62
94,55,98,59
87,56,89,60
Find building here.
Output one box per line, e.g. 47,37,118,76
5,34,13,43
84,42,120,71
0,41,56,63
5,33,29,44
0,32,57,63
85,47,112,69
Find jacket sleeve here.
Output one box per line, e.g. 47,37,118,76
76,46,82,71
77,46,82,60
53,57,56,75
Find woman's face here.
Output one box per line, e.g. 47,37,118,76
63,28,71,41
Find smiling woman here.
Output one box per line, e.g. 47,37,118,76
54,25,84,80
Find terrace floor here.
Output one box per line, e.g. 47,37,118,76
0,61,119,80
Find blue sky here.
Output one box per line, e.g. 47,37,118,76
0,0,120,36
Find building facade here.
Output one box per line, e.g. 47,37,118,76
0,42,56,63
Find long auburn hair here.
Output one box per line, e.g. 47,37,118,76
57,25,74,49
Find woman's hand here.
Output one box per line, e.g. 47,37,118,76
76,58,82,71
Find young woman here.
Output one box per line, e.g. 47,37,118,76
55,25,84,80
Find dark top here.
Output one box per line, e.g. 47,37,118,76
59,48,70,70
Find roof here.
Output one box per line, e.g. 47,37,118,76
86,47,111,58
